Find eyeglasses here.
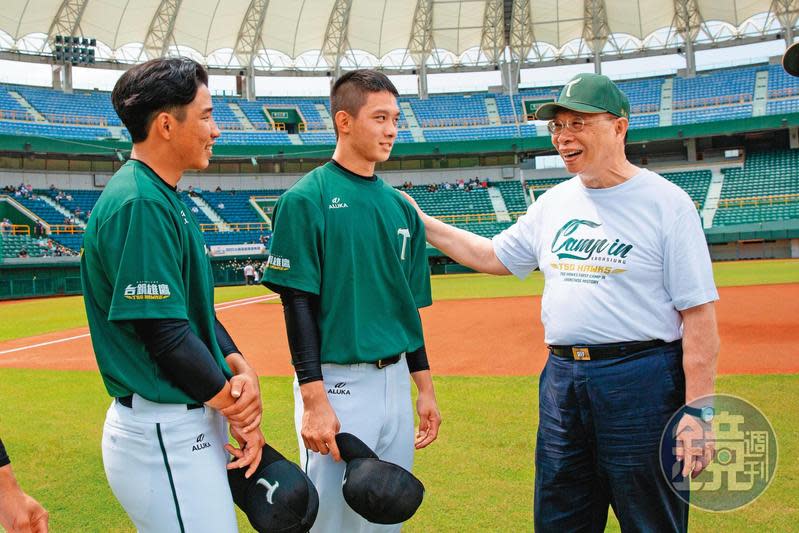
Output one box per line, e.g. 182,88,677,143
546,116,617,135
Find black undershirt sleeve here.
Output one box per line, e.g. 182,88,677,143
132,319,227,403
406,344,430,373
0,438,9,467
265,282,323,385
214,317,241,357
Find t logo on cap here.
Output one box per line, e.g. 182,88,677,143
564,77,582,97
255,478,279,504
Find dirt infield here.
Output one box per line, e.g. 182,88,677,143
1,283,797,375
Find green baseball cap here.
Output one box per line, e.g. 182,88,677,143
783,41,799,77
535,73,631,121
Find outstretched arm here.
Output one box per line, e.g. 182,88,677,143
400,191,510,275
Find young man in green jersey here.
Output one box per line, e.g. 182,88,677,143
264,70,442,531
81,58,264,532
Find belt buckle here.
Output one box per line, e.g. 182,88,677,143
376,359,387,369
572,347,591,361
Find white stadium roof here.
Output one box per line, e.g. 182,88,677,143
0,0,797,75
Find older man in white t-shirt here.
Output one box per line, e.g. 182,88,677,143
403,73,719,532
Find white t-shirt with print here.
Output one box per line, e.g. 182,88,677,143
493,169,718,345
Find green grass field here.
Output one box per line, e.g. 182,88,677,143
0,371,795,532
0,259,797,531
2,259,797,342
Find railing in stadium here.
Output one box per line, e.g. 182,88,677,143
672,94,752,109
0,109,109,126
47,223,274,234
434,212,527,224
199,222,271,232
49,225,84,234
718,193,799,208
4,224,31,235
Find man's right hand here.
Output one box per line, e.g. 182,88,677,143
299,381,342,461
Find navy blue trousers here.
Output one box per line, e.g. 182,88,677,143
534,343,688,533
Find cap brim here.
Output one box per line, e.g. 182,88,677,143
784,42,799,77
534,101,613,121
336,433,378,462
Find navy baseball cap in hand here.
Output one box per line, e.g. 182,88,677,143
336,432,425,525
228,443,319,533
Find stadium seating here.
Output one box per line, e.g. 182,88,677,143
10,84,122,126
202,230,270,247
14,195,67,225
720,150,799,198
661,170,712,207
453,221,513,238
491,181,528,213
403,186,494,217
2,62,798,145
0,120,113,140
1,234,53,258
47,189,101,220
713,149,799,225
202,190,266,224
673,67,758,107
180,193,215,225
50,233,84,252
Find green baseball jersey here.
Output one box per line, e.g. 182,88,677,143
81,159,231,403
264,161,432,365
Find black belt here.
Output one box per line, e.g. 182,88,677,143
548,340,674,361
374,354,402,369
116,395,204,410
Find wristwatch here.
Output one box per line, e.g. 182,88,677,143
684,405,714,423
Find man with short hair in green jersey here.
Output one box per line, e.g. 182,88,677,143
81,58,264,532
264,69,442,532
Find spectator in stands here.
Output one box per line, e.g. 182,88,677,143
0,218,11,234
217,202,225,210
402,73,719,533
215,185,222,192
243,263,256,285
0,437,49,532
191,206,199,214
65,193,72,202
188,184,196,196
34,220,44,237
18,249,28,258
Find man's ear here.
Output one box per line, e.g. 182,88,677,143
335,110,352,136
151,111,173,140
616,117,628,138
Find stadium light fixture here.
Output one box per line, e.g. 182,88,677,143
52,35,97,66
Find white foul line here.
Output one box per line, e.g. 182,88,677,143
0,333,92,355
0,293,280,356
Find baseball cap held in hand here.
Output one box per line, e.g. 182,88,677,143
228,443,319,533
336,432,425,524
535,72,630,121
783,41,799,77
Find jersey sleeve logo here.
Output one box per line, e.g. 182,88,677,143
267,254,291,271
123,281,171,300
